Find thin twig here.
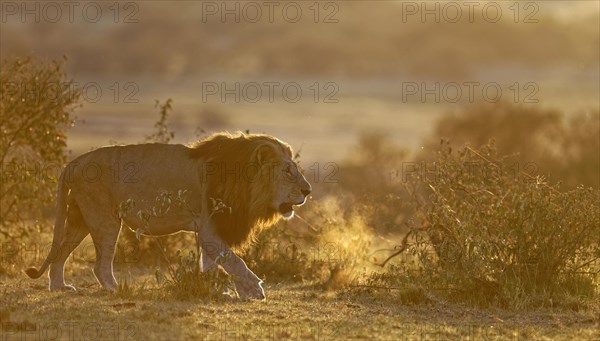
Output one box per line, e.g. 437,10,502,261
149,237,177,280
465,146,560,194
566,257,600,272
374,230,414,267
294,213,319,232
350,284,455,292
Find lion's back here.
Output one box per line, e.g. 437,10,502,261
63,143,203,206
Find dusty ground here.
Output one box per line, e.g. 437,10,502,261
1,272,598,341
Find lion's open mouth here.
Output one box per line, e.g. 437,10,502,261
278,203,296,218
278,199,307,218
279,202,294,216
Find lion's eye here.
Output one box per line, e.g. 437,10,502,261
285,165,295,177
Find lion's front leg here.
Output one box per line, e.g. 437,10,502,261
199,227,265,300
219,253,265,300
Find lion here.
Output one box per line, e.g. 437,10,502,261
25,132,312,299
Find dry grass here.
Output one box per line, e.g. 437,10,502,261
1,270,598,340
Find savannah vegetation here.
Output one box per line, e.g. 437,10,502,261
1,51,598,341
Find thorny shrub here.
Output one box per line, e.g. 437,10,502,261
0,57,80,274
369,140,600,309
0,57,80,233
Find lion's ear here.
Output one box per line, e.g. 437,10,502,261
253,144,277,165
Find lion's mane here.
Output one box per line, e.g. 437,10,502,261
189,132,293,249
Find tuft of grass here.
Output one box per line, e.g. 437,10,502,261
161,249,236,301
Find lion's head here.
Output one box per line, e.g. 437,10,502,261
190,132,311,248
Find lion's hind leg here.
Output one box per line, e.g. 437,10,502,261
87,220,121,290
48,204,90,291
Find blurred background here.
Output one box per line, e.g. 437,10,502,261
2,0,598,163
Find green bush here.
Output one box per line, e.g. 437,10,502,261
0,57,80,232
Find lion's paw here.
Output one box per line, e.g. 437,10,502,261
235,279,265,300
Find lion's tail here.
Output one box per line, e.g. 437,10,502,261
24,173,70,279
